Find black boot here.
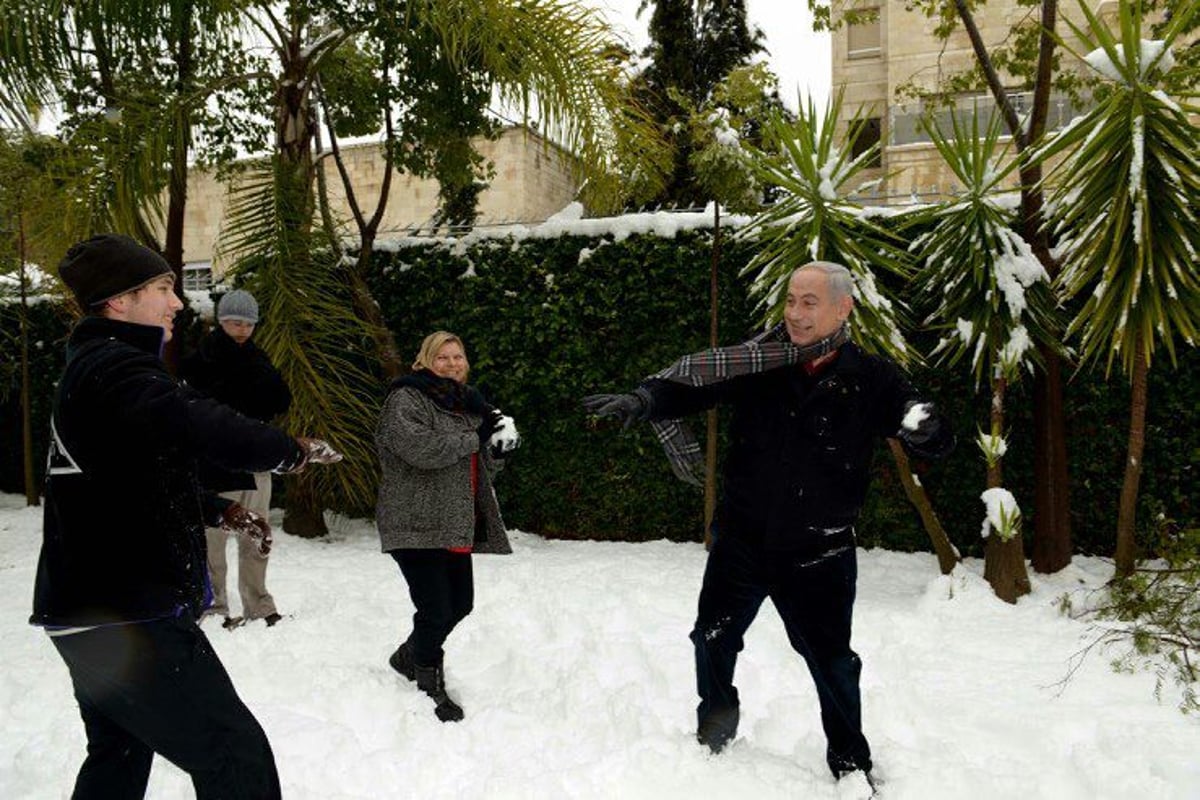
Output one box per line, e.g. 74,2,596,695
388,641,415,681
696,705,739,753
415,664,464,723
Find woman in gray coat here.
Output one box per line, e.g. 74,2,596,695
375,331,519,722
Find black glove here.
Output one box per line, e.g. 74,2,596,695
897,401,947,457
582,392,647,430
478,408,504,446
220,502,273,557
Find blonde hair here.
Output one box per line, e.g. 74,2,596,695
412,330,469,379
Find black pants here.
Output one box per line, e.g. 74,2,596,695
50,616,280,800
391,548,474,667
690,533,871,776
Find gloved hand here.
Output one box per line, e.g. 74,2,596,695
582,392,646,430
220,502,273,557
279,437,344,473
488,413,521,458
478,408,503,447
897,400,946,457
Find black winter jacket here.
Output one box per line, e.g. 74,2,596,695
180,327,292,492
31,317,303,627
642,343,952,553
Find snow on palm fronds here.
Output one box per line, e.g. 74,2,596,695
911,106,1060,388
738,90,917,365
1037,0,1200,375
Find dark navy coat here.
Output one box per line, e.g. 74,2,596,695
31,317,302,627
642,342,952,553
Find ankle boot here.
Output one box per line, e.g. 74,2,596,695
415,664,464,722
388,641,416,681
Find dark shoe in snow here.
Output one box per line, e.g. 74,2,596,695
389,642,416,681
415,664,464,723
696,706,739,753
222,616,245,631
263,613,282,627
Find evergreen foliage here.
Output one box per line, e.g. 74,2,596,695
632,0,767,207
2,229,1196,555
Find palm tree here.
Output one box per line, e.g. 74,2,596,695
1037,0,1199,577
913,109,1062,601
220,0,671,534
0,0,263,275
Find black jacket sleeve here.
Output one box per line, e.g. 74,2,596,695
96,351,302,473
638,375,751,421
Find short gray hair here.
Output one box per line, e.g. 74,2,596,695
794,261,854,300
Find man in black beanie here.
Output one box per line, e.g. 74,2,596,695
32,233,342,799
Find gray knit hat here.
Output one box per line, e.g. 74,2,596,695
217,289,259,323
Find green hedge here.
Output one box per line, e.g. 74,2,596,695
3,228,1196,559
365,230,1197,557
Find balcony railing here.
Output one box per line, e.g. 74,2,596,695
889,91,1090,146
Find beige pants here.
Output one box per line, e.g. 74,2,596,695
205,472,277,620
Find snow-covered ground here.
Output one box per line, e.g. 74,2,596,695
1,492,1196,799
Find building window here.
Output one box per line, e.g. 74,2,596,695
182,262,212,291
850,117,882,168
847,11,881,58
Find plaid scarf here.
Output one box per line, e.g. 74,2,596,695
647,322,851,486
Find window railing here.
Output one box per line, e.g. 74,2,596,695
888,91,1090,146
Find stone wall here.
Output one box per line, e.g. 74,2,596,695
178,126,578,278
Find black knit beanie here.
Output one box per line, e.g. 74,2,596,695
58,234,173,308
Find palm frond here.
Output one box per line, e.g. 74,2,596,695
220,156,383,513
1039,0,1200,376
415,0,671,212
911,105,1061,387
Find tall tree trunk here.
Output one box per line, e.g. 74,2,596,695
1031,351,1072,571
275,21,327,538
1114,340,1148,577
982,375,1031,603
953,0,1072,574
887,438,957,574
704,204,720,547
161,0,194,373
17,207,38,507
283,473,327,539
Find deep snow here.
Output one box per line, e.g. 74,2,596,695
1,493,1196,799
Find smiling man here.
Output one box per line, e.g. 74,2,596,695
583,261,953,791
32,234,341,799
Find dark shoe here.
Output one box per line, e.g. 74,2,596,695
415,664,464,723
388,642,416,681
696,706,739,753
221,616,245,630
263,613,282,627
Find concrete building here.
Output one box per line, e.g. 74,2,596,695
179,125,578,289
829,1,1131,205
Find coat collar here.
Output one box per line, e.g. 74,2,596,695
69,315,166,360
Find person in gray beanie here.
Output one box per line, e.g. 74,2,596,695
34,233,343,799
217,289,259,323
183,288,291,630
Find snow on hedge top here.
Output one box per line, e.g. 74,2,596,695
374,202,756,252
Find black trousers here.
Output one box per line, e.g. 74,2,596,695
391,548,474,667
690,533,871,776
50,616,280,800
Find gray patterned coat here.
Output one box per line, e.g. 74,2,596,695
374,386,512,554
